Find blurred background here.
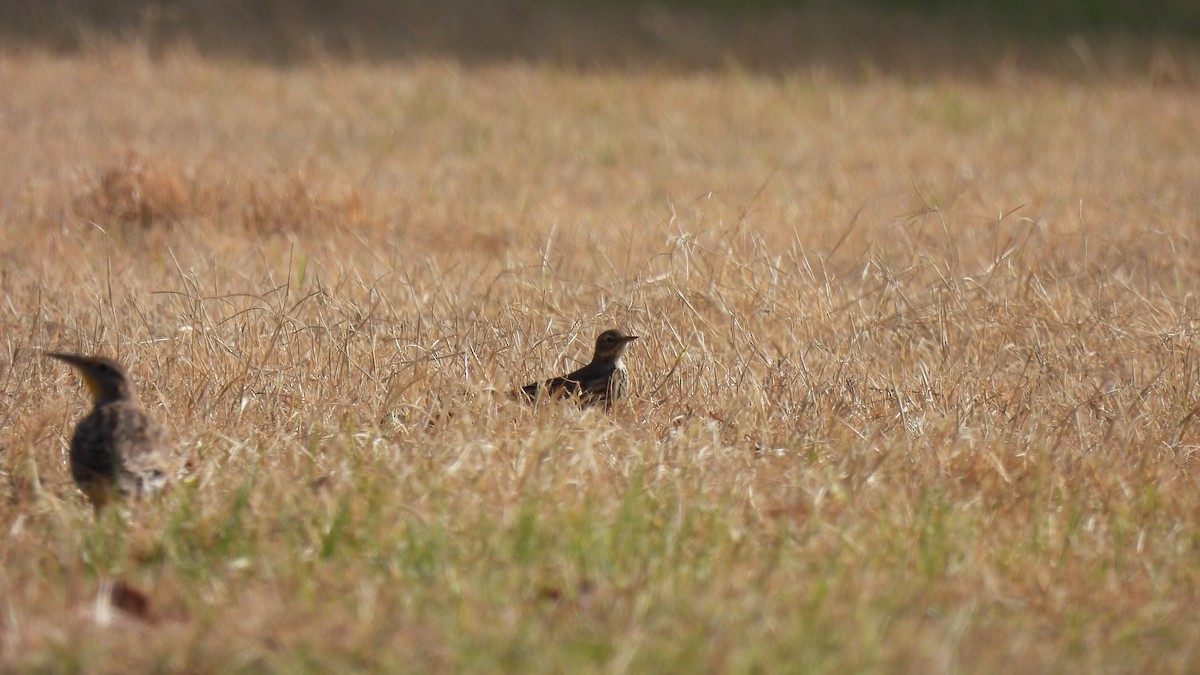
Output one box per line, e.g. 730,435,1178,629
2,0,1197,78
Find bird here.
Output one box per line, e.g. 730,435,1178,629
47,352,170,509
518,329,639,409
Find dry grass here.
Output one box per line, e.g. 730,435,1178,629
1,33,1200,674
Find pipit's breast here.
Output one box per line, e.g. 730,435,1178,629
606,364,629,404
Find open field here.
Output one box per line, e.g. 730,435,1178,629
2,13,1200,673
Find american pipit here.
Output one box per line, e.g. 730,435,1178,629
518,329,639,409
48,353,170,508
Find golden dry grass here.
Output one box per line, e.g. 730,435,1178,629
1,31,1200,673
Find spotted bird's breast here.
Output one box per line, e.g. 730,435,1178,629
71,402,169,499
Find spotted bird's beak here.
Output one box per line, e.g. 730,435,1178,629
47,352,103,401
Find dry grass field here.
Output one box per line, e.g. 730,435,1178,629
2,8,1200,672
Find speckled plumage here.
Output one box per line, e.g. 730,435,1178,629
49,353,170,508
519,329,638,409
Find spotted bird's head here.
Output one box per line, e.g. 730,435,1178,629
48,353,137,406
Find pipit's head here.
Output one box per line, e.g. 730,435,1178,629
593,329,639,364
48,353,137,406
